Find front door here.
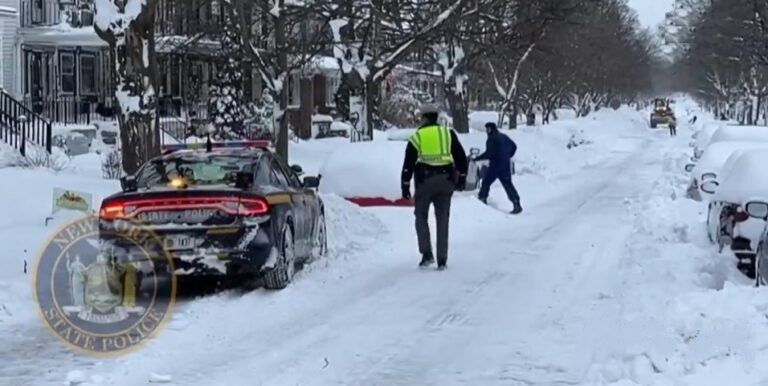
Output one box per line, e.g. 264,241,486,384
28,52,46,114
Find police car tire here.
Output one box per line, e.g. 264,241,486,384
311,213,328,261
263,223,295,290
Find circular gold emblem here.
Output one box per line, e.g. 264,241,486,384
33,215,176,357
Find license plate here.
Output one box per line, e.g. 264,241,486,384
165,235,195,250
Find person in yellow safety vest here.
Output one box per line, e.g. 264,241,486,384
401,103,468,270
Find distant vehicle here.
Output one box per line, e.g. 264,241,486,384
701,150,768,278
649,98,676,129
98,140,327,290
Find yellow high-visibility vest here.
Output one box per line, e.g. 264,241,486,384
409,125,453,166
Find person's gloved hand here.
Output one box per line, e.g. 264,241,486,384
402,182,412,200
455,174,466,191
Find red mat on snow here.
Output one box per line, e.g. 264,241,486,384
344,197,414,207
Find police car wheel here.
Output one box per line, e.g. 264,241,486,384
310,213,328,261
263,223,296,290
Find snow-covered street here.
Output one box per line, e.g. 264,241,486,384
4,101,767,385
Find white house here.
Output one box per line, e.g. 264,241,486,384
0,4,18,95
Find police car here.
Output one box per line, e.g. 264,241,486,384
98,140,327,290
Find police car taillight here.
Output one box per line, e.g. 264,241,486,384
99,196,269,220
100,203,127,220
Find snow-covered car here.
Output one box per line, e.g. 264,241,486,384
98,140,327,290
688,122,722,160
705,125,768,149
746,202,768,285
701,150,768,277
686,141,768,201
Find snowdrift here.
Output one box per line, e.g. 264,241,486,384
315,106,648,202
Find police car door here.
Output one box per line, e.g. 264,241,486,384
269,158,308,252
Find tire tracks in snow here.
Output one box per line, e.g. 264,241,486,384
17,133,657,386
216,136,656,386
333,142,657,386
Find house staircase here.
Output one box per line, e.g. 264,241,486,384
0,89,52,156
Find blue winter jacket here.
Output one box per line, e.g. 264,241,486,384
475,128,517,177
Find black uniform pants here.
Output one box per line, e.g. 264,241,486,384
414,173,455,263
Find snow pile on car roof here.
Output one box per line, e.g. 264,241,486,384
691,141,768,182
707,125,768,146
712,150,768,204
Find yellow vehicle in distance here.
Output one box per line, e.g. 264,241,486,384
650,98,676,129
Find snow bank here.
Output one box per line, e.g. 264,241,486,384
583,111,768,386
317,106,648,199
319,140,405,198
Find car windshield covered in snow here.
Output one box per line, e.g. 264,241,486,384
135,154,255,188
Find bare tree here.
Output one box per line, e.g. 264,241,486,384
324,0,474,139
221,0,330,162
94,0,161,175
679,0,768,124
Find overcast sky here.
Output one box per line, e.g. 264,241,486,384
627,0,674,28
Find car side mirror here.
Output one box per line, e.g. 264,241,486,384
290,164,304,176
234,171,253,189
745,201,768,220
700,180,719,194
303,175,321,188
684,164,694,172
120,176,137,192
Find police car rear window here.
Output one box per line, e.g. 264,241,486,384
137,156,253,188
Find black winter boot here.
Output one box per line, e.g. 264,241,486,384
419,252,435,268
511,200,523,214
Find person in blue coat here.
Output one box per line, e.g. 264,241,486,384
474,122,522,214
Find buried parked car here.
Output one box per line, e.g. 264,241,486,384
701,150,768,278
690,122,723,160
686,141,768,201
705,125,768,150
746,202,768,286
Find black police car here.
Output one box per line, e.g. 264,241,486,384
98,141,327,290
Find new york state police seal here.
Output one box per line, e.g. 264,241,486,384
34,215,176,357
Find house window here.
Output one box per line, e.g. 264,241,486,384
326,76,339,106
80,54,96,95
60,52,76,94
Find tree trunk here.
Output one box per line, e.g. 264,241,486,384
363,79,376,140
509,102,518,129
446,88,469,133
274,10,289,162
109,6,159,175
298,77,314,139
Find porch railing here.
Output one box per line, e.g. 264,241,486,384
0,89,52,156
24,95,211,141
